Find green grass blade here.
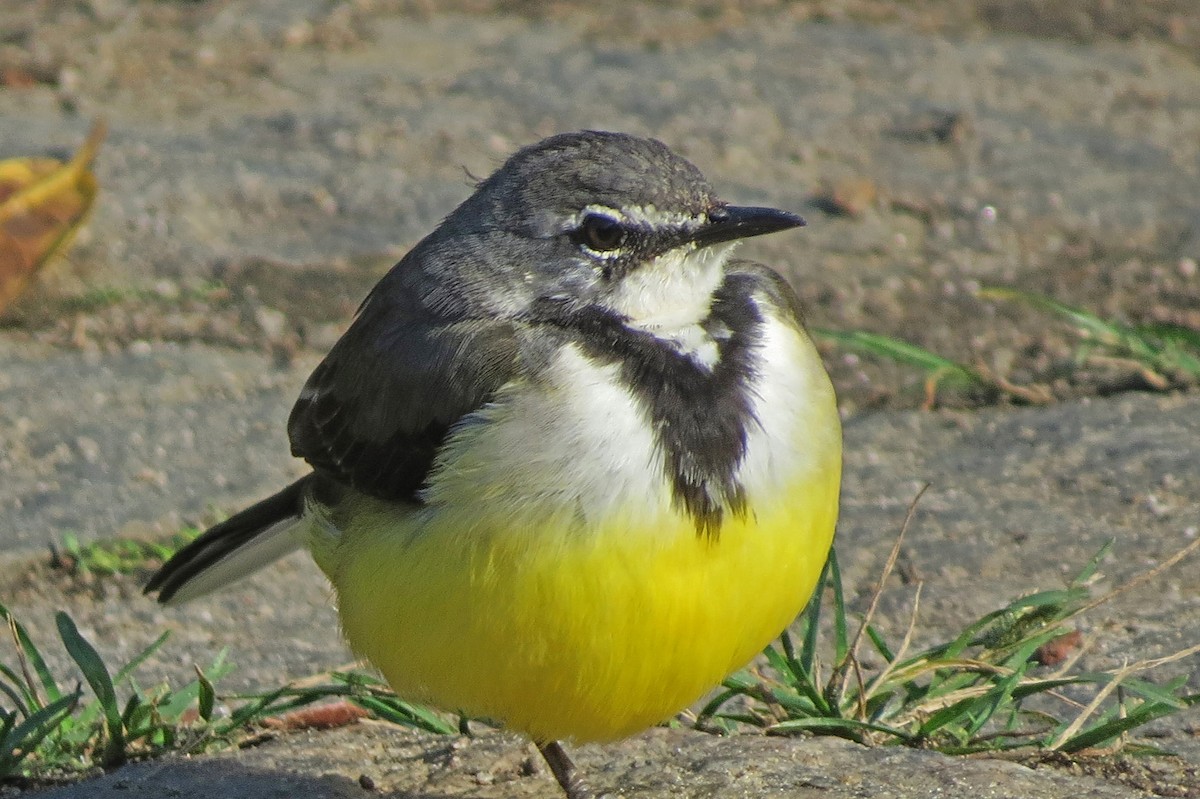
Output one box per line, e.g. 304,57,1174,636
0,690,80,778
799,557,831,675
768,715,911,742
1070,541,1114,588
196,669,216,723
119,693,149,739
203,649,233,683
55,612,125,765
980,288,1130,343
1110,675,1191,710
992,587,1080,618
775,672,831,715
764,635,832,716
813,329,983,387
772,632,808,687
767,685,822,715
918,679,1009,740
112,631,171,687
1,602,64,705
331,669,385,688
1135,323,1200,373
1009,676,1090,699
153,662,230,728
962,670,1022,739
982,287,1200,377
689,538,1197,758
219,685,295,731
1136,322,1200,349
828,551,849,666
154,682,203,722
694,684,752,723
0,665,32,715
1056,694,1200,753
865,624,895,662
0,710,13,748
153,649,234,721
352,694,457,735
913,607,1009,661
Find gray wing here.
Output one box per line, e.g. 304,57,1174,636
287,279,519,503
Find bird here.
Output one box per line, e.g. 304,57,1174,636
145,130,842,798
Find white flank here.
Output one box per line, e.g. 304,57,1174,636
423,343,670,532
737,308,839,504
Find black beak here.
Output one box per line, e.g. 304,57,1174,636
688,205,806,248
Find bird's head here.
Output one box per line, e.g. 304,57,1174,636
426,131,804,331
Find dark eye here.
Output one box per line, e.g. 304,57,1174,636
575,214,625,252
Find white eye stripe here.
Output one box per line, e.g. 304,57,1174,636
566,204,711,270
618,205,705,229
565,204,705,230
582,245,624,260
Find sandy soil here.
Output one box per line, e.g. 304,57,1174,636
1,2,1198,797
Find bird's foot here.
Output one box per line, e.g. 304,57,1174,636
537,740,596,799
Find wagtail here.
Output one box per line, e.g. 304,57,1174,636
146,130,842,798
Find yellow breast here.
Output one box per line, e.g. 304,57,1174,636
321,320,841,744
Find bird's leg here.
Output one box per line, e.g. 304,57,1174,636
537,740,593,799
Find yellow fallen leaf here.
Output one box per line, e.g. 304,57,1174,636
0,119,105,314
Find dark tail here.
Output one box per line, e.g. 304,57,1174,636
145,476,311,604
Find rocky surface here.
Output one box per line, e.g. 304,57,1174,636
1,2,1198,797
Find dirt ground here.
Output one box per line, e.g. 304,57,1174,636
1,1,1199,797
1,0,1198,412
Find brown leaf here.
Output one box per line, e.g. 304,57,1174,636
261,699,368,731
814,177,878,218
1033,630,1083,667
0,67,40,88
0,119,105,314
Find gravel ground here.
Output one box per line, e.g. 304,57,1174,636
1,1,1198,797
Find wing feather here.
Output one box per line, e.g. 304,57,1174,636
288,280,519,502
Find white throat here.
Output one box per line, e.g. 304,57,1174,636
605,242,735,336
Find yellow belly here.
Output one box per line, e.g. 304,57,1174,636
324,468,839,744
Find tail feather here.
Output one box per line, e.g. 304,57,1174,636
145,476,311,605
